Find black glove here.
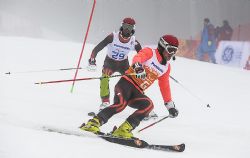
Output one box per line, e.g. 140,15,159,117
132,62,146,79
165,101,179,118
88,58,97,71
88,58,96,66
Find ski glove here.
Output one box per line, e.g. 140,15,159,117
88,58,97,71
165,101,179,118
132,62,146,79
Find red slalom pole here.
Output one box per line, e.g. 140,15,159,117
70,0,96,93
35,74,124,85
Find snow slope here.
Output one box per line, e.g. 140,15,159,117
0,36,250,158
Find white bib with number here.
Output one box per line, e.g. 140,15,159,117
107,32,136,61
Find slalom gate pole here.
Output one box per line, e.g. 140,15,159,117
4,67,84,75
70,0,96,93
35,74,134,85
170,75,210,108
137,116,170,133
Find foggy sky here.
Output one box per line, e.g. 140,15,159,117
0,0,250,45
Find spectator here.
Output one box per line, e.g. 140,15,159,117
196,18,217,64
216,20,233,46
244,56,250,70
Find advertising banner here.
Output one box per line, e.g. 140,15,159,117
215,41,250,69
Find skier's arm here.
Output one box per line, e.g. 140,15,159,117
132,47,153,64
158,65,178,118
90,33,113,58
158,65,172,103
134,40,142,53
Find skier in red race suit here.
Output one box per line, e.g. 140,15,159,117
81,34,179,139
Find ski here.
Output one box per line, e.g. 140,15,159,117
42,126,88,137
96,131,185,152
42,126,185,152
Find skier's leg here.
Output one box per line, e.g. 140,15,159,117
126,96,154,128
100,57,129,107
100,68,113,109
98,78,132,124
118,59,130,75
99,57,117,108
112,87,154,138
80,78,131,133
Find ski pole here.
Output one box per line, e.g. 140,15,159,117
35,73,135,85
4,67,85,75
170,75,210,108
138,116,170,133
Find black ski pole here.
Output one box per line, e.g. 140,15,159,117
137,116,170,133
170,75,210,108
5,67,85,75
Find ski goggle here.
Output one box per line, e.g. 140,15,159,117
121,23,135,32
159,37,178,55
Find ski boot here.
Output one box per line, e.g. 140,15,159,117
80,117,101,134
112,121,134,139
99,102,110,111
143,111,158,121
